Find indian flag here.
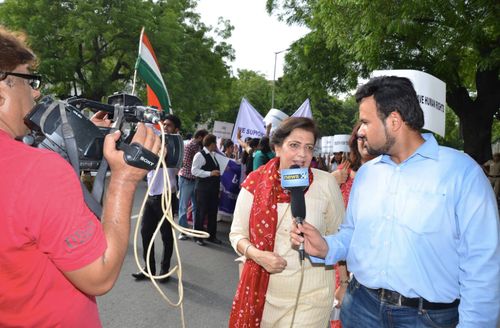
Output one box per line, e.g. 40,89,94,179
135,28,172,113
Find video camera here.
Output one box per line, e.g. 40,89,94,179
22,93,185,219
24,93,184,171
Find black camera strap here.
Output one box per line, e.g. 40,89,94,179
90,104,126,206
40,100,103,219
91,156,108,204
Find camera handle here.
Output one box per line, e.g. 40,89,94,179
111,108,160,171
117,141,159,170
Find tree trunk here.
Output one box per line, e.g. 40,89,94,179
447,67,499,164
460,106,493,164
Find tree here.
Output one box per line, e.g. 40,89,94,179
267,0,500,163
273,69,358,137
0,0,156,99
220,69,272,122
0,0,234,133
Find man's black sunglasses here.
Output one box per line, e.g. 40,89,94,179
0,71,42,90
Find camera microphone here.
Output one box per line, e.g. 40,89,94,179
281,164,309,261
141,110,161,124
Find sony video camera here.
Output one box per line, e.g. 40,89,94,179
23,93,184,171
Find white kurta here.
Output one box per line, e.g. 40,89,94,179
230,169,345,327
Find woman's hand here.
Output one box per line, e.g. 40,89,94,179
331,169,348,185
254,250,287,274
331,158,351,185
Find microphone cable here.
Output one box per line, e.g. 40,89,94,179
289,222,306,328
132,124,210,328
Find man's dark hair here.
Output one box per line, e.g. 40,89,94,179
355,76,424,131
249,138,260,149
257,136,272,153
164,114,181,130
202,134,217,147
0,26,36,72
271,117,319,147
193,129,208,139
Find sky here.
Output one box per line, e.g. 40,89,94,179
196,0,309,80
0,0,308,79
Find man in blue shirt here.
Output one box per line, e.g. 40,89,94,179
291,76,500,327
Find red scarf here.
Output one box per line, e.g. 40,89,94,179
229,157,313,328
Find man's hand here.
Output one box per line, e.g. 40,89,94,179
211,170,221,177
104,123,161,184
90,111,112,127
290,221,329,258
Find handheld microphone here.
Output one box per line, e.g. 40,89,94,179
281,164,309,261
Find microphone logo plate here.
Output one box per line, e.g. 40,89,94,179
281,167,309,188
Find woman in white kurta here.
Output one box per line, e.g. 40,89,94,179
229,117,344,328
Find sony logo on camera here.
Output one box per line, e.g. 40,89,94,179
140,156,154,167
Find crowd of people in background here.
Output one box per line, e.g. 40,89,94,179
129,99,500,328
2,23,499,328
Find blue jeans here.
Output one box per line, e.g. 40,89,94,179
177,176,197,228
340,278,459,328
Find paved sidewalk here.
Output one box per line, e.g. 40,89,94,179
98,182,239,328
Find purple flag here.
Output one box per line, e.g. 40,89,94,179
219,160,242,215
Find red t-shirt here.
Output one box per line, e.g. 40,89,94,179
0,130,107,327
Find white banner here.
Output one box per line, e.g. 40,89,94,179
214,152,230,173
231,98,266,144
372,70,446,137
332,134,350,153
213,120,234,140
264,108,289,132
321,137,328,155
292,98,313,119
327,136,335,154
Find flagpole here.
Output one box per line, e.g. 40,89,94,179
132,27,145,96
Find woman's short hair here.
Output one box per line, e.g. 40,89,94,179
0,26,36,72
271,117,319,147
202,134,217,147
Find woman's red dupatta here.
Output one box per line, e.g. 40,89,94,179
229,157,313,328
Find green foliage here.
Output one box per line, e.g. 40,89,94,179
1,0,154,98
222,69,272,120
434,107,464,150
492,119,500,143
267,0,500,162
313,96,358,137
273,71,358,137
0,0,234,133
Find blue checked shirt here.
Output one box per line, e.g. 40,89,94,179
312,134,500,327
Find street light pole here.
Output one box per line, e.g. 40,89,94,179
271,48,289,109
